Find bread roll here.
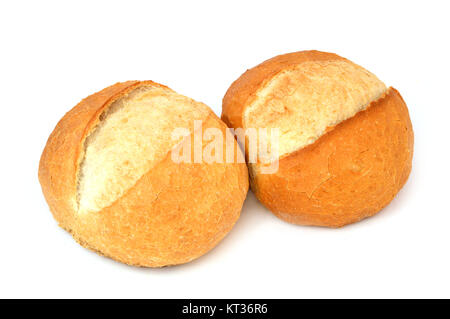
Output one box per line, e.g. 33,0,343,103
222,51,413,227
39,81,249,267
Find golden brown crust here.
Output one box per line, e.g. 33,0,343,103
252,88,413,227
39,81,249,266
222,50,344,129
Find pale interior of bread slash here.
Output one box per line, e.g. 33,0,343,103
77,85,211,214
243,60,387,159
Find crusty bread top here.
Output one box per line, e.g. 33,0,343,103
222,51,387,158
77,84,212,214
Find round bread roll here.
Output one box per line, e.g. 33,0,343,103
39,81,249,267
222,50,413,227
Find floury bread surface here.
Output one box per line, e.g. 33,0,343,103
222,51,413,227
39,81,249,267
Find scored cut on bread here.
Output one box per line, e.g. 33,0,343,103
39,81,249,267
222,51,413,227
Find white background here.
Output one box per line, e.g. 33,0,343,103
0,0,449,298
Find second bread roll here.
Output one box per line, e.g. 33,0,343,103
222,50,413,227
